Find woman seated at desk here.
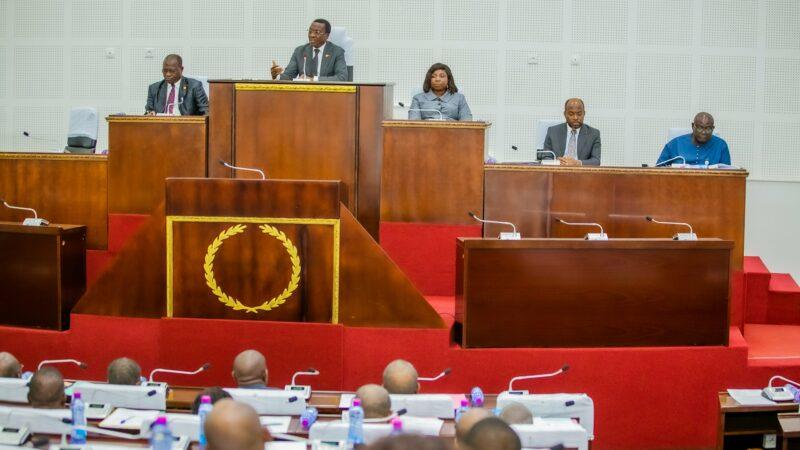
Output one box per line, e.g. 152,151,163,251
409,63,472,121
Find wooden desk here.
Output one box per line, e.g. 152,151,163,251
779,413,800,450
380,120,489,224
207,81,392,240
0,222,86,330
484,165,748,269
107,116,207,214
718,392,799,449
457,238,732,348
0,153,107,249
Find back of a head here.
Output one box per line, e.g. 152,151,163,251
382,359,418,395
463,417,522,450
107,357,142,386
0,352,21,378
498,401,533,425
27,367,65,408
367,435,453,450
355,383,391,419
455,407,492,445
192,387,233,414
205,399,271,450
232,350,267,387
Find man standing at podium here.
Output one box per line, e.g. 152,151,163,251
145,54,208,116
270,19,348,82
542,98,602,166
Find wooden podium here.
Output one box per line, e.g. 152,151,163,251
207,81,393,239
456,238,732,348
0,222,86,330
381,120,489,224
107,116,207,214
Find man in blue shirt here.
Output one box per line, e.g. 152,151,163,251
657,112,731,166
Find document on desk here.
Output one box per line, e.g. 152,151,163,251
99,407,159,429
260,415,292,434
727,389,776,406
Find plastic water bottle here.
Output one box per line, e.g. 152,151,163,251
300,406,319,430
455,399,469,422
390,418,403,435
470,387,485,407
347,398,364,447
197,395,213,448
150,416,173,450
70,391,87,444
785,384,800,402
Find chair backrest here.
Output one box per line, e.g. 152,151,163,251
186,75,210,99
536,119,563,150
328,26,354,81
65,107,98,152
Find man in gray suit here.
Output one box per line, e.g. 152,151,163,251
145,54,208,116
542,98,601,166
270,19,348,82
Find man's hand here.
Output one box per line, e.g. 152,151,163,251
270,60,283,79
144,110,155,116
558,156,582,166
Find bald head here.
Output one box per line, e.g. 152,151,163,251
691,112,715,145
232,350,268,388
107,357,141,385
0,352,21,378
498,402,533,425
382,360,419,395
205,399,271,450
27,367,65,408
455,407,492,445
463,417,521,450
356,384,392,419
563,98,585,130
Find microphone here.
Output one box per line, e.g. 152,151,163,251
363,408,408,423
285,368,319,400
161,100,183,115
302,55,307,79
508,364,569,392
397,102,445,120
469,211,520,240
21,131,61,147
37,359,87,370
763,375,800,401
418,368,451,382
1,199,49,226
510,145,560,165
148,362,210,382
655,155,687,167
290,368,319,386
219,159,267,180
645,216,697,241
555,218,608,240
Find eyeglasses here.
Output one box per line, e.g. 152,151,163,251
693,124,715,133
308,29,326,36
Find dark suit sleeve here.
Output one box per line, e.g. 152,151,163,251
194,83,209,115
319,48,348,82
145,83,156,113
583,130,601,166
279,47,301,80
542,128,554,159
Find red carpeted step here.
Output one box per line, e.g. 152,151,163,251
764,274,800,325
770,273,800,293
744,323,800,367
744,256,773,324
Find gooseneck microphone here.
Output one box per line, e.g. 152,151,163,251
510,145,560,165
469,211,520,240
655,155,687,167
645,216,697,240
219,159,267,180
418,367,452,382
508,364,569,391
291,368,319,385
148,363,211,382
1,199,49,226
397,102,445,120
37,359,88,370
556,218,608,240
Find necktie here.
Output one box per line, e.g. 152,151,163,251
567,128,578,159
166,84,175,114
311,48,320,77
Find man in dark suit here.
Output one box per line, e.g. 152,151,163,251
542,98,601,166
145,54,208,116
270,19,348,82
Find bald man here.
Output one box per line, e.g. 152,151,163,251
657,112,731,166
205,399,271,450
455,407,492,447
232,350,269,389
498,401,533,425
0,352,21,378
542,98,601,166
27,367,65,408
463,417,521,450
382,360,419,395
107,357,142,385
356,384,392,419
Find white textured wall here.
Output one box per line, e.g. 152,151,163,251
745,180,800,279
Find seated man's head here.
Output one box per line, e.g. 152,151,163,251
191,387,233,414
205,399,271,450
382,359,419,394
232,350,268,388
27,367,65,408
463,417,521,450
355,383,392,419
454,407,492,447
107,357,141,385
0,352,21,378
498,401,533,425
366,435,453,450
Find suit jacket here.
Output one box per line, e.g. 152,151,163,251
279,42,348,82
145,77,208,116
542,123,601,166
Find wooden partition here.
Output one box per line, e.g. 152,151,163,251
0,153,107,249
484,165,748,268
381,120,488,224
107,116,207,214
456,238,732,348
207,81,393,240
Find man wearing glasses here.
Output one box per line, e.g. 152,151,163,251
657,112,731,166
270,19,348,82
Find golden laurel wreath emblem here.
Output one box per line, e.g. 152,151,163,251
203,224,301,314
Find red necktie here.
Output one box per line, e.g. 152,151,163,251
166,84,175,114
